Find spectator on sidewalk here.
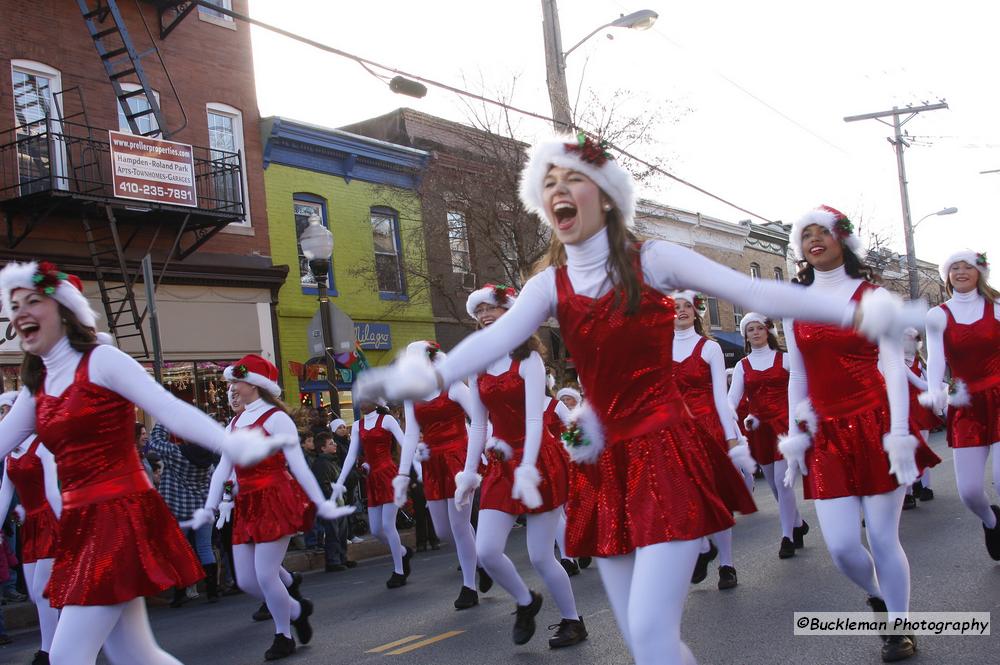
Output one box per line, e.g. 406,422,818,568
311,432,356,572
0,530,18,644
330,419,364,543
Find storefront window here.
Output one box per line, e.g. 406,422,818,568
137,360,235,428
1,366,22,392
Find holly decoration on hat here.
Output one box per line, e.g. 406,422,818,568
231,364,249,379
32,261,69,296
485,282,516,306
565,132,613,166
425,341,441,361
692,293,708,315
976,252,989,270
561,423,590,449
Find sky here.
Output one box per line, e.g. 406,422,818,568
248,0,998,269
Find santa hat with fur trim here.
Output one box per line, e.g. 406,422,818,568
223,354,281,398
938,249,990,285
519,132,636,227
790,205,863,260
670,290,708,315
405,339,447,365
738,312,774,338
556,387,582,403
466,283,518,319
1,261,98,329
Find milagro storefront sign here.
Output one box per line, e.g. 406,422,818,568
108,130,198,207
354,322,392,350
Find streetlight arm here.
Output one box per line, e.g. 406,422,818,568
562,21,614,61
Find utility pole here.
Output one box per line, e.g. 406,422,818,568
541,0,573,132
844,102,948,301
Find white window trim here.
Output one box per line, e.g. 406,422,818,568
447,210,471,274
198,0,236,29
207,102,251,228
116,83,161,137
11,60,66,190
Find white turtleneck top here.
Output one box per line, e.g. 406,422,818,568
925,289,1000,393
0,337,228,459
205,397,327,510
727,346,790,411
436,228,856,392
399,381,474,476
336,409,405,489
782,265,908,434
673,326,737,440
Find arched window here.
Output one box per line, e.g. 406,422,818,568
749,262,761,279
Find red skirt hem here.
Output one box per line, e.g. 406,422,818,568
421,445,466,502
947,384,1000,448
21,508,59,564
480,439,568,515
233,481,315,545
747,418,785,467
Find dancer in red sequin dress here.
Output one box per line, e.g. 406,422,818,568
781,206,940,662
922,250,1000,560
395,340,485,608
355,136,923,665
728,313,808,559
901,329,940,507
0,261,287,665
0,393,60,663
335,400,412,588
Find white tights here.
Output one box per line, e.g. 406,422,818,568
427,498,478,588
369,503,405,574
49,598,181,665
233,537,302,638
476,508,579,620
595,540,701,665
704,529,733,567
24,559,58,652
953,443,1000,528
761,460,804,539
814,487,910,623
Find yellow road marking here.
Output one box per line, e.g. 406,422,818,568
365,635,425,653
385,630,465,655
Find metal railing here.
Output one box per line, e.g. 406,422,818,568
0,118,245,218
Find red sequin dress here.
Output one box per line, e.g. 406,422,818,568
477,359,568,515
360,414,397,507
555,261,756,558
5,437,59,563
231,408,315,545
941,299,1000,448
35,350,203,607
739,352,789,466
793,283,940,499
544,398,565,441
906,358,942,432
412,393,467,502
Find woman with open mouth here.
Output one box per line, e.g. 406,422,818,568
354,134,924,665
0,260,293,665
921,251,1000,560
780,206,941,663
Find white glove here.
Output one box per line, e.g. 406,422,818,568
330,482,347,502
354,350,438,403
220,428,292,467
743,414,760,432
415,442,431,462
361,462,370,475
512,464,543,510
883,433,919,487
856,289,928,343
918,385,948,414
454,470,482,508
181,507,215,531
215,500,234,529
484,437,513,461
728,443,758,478
392,474,410,508
316,499,357,520
778,432,812,488
13,504,25,524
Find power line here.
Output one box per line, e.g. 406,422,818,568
192,1,775,223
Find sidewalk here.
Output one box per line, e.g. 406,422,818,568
1,530,417,631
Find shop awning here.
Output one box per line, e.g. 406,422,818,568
713,331,747,368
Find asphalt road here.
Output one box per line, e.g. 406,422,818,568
2,431,998,665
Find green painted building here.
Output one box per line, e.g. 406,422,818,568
261,117,434,416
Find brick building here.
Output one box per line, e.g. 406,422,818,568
0,0,283,420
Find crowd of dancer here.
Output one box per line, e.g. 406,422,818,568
0,131,995,665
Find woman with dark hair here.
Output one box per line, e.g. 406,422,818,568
0,261,288,665
728,313,807,559
333,398,411,588
780,206,940,662
192,354,352,661
671,291,757,590
921,251,999,559
355,136,922,665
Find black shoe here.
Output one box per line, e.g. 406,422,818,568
343,560,358,568
717,565,738,590
918,487,934,501
477,567,494,593
32,650,49,665
402,546,414,577
203,563,219,603
264,634,296,660
902,494,917,510
548,616,588,648
512,591,543,645
386,572,407,589
169,587,190,608
779,537,796,559
984,505,1000,560
454,586,479,610
881,635,916,662
416,543,428,553
691,542,718,584
793,520,809,549
252,602,272,622
578,556,592,569
292,598,313,645
867,596,889,643
560,558,580,577
287,571,303,601
325,564,346,572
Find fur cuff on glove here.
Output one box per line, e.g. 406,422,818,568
743,414,760,432
728,442,758,475
455,470,481,493
562,401,606,464
485,437,514,461
392,474,411,508
512,464,543,510
882,432,919,456
917,387,946,412
415,442,431,462
948,379,971,408
792,400,818,436
778,431,812,463
857,288,928,342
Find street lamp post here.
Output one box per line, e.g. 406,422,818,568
908,206,958,300
540,2,658,131
299,213,340,417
